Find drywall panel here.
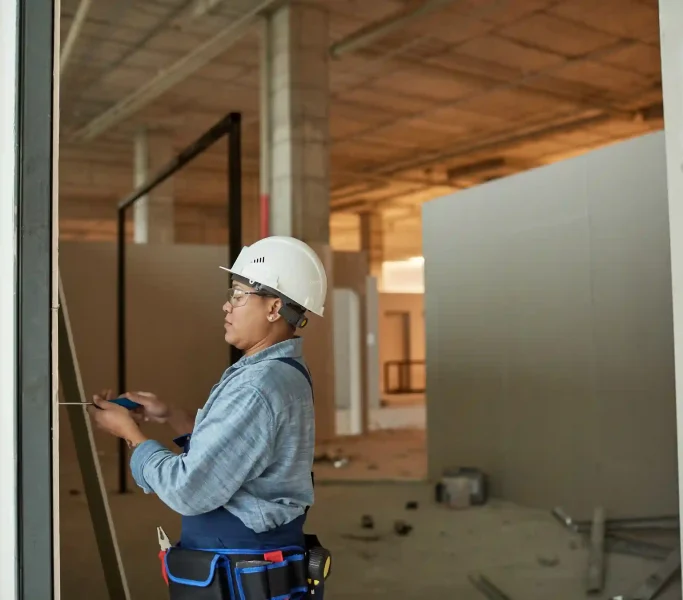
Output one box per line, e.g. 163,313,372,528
423,131,678,517
333,250,371,432
333,289,362,435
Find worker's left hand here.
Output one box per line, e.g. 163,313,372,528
87,392,145,443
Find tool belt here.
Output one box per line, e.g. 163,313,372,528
162,545,313,600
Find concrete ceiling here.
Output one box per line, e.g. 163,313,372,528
59,0,664,259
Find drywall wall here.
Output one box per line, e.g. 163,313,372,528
333,251,371,432
332,289,362,433
59,242,337,474
423,131,678,518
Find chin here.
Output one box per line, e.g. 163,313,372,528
224,332,240,348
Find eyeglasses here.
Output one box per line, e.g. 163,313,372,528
226,287,275,308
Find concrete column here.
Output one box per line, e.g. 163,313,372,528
360,211,384,277
133,127,175,243
264,1,330,245
262,2,334,441
659,0,683,533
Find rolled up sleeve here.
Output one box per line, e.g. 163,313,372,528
129,384,274,516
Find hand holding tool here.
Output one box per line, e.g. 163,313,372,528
59,397,142,410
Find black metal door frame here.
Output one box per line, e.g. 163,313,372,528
116,112,242,494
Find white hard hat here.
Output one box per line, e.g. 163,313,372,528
220,236,327,317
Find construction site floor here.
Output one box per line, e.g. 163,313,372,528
60,458,681,599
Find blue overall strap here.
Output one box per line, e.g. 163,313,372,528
275,357,312,393
275,357,316,500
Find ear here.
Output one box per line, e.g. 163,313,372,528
266,297,283,322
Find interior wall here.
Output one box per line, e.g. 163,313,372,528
333,251,371,432
332,289,362,434
423,131,678,518
59,242,337,469
378,293,425,394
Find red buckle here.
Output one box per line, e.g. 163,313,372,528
264,550,284,563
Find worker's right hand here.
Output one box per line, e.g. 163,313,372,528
121,391,171,424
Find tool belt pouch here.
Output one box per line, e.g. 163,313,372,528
233,554,308,600
165,548,230,600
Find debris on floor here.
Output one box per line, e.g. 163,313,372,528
405,500,418,510
313,449,351,469
468,572,513,600
611,547,681,600
585,506,606,594
552,506,681,599
361,514,374,529
313,429,426,481
393,520,413,536
435,467,489,509
536,554,560,567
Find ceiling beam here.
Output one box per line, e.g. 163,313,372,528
333,40,638,147
374,112,611,176
60,0,92,75
331,104,663,214
348,47,633,119
329,0,457,58
369,101,662,178
69,0,281,142
192,0,227,18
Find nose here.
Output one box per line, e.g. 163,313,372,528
223,300,233,314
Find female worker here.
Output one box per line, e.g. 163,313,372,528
88,236,330,599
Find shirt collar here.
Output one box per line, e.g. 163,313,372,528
236,336,303,366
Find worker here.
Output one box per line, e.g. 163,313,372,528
88,235,331,599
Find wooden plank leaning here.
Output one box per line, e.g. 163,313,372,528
58,275,131,600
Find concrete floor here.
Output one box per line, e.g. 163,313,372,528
60,447,681,599
336,404,426,434
314,429,426,482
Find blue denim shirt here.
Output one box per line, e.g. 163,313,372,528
130,337,315,534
